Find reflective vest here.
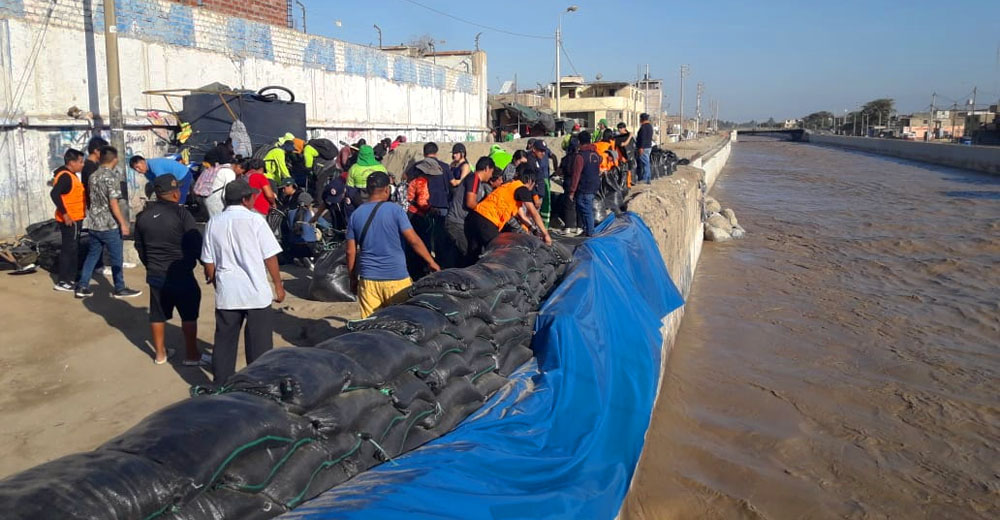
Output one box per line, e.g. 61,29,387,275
53,168,85,223
593,141,617,172
474,180,525,229
263,147,290,183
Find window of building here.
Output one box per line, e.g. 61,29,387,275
569,90,576,99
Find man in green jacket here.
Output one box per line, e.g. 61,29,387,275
346,145,387,211
592,118,609,144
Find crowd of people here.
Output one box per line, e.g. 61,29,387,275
46,117,652,380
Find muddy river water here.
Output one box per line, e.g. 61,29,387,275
623,138,999,519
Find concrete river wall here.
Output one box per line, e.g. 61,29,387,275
808,134,1000,175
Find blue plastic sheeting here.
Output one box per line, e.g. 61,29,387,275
283,213,684,519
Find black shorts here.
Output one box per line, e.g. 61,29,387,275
149,282,201,322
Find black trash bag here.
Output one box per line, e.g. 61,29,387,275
0,450,188,520
223,347,374,413
168,486,285,520
346,305,452,343
473,371,508,398
404,292,492,324
307,244,356,302
100,392,312,500
316,330,433,384
25,219,62,271
498,344,534,377
304,389,392,436
386,371,435,410
260,435,364,508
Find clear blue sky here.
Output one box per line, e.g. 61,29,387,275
301,0,1000,122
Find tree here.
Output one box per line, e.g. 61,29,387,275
765,117,777,128
802,111,835,130
407,34,436,55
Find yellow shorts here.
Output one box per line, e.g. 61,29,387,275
358,277,412,318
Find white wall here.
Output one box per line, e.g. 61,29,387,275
808,134,1000,176
0,0,488,237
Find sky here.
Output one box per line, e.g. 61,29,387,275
301,0,1000,122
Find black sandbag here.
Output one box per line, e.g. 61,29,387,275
100,393,312,498
485,232,545,252
461,338,497,363
316,330,433,383
387,371,436,410
346,305,452,343
420,332,467,359
223,347,374,413
168,487,285,520
417,351,476,392
493,325,533,350
25,219,62,271
307,244,356,302
377,399,441,457
253,433,361,507
304,388,391,436
410,262,521,298
480,247,540,273
404,292,492,324
473,371,508,397
0,450,188,520
498,343,534,377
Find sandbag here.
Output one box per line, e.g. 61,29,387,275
386,371,435,410
346,305,452,343
223,347,374,413
404,292,492,324
480,247,541,274
0,450,188,520
377,399,442,457
305,389,393,436
168,487,284,520
484,232,546,252
316,330,434,383
498,343,534,376
100,393,312,500
307,245,356,302
417,351,477,392
473,371,508,397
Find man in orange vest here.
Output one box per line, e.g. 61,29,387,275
49,148,86,292
464,168,551,264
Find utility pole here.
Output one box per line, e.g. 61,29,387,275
102,0,127,206
554,6,578,121
927,92,936,141
951,102,957,138
679,65,689,138
695,82,703,135
969,86,977,137
373,24,382,48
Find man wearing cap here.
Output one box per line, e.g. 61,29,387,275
636,113,654,184
592,118,609,144
530,140,559,226
449,143,470,187
134,175,204,365
347,171,439,318
201,178,285,383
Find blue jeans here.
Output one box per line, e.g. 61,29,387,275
78,228,125,291
637,148,652,184
575,193,596,237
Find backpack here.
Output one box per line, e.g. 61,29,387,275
307,138,338,161
192,164,224,197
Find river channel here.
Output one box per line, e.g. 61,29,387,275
624,138,999,519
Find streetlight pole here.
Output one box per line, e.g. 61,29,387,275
373,24,382,48
555,5,578,122
679,64,689,138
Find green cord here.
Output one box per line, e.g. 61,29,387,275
285,437,364,508
206,435,295,487
229,438,316,492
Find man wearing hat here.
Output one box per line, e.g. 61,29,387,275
531,140,558,226
346,171,439,318
449,143,471,187
201,178,285,383
134,175,204,365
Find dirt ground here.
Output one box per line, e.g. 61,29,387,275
0,263,358,478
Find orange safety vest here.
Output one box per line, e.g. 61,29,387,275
53,169,85,223
474,180,526,229
593,141,617,172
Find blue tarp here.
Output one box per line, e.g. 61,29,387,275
283,213,684,519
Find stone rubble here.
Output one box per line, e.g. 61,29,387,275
703,196,746,242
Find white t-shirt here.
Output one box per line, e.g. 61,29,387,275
201,205,282,310
205,166,237,218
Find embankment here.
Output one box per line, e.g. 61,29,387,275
808,134,1000,175
621,134,732,514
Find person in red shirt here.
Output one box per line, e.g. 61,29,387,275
237,158,277,216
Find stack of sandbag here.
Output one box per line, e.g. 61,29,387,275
306,243,355,302
0,234,571,520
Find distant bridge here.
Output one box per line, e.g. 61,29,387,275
735,128,807,141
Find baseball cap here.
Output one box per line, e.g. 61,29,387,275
532,140,548,152
223,178,259,204
366,171,391,191
280,177,297,187
152,175,179,195
451,143,466,155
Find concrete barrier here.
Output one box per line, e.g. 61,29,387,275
808,134,1000,175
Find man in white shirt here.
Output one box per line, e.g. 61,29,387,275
201,178,285,383
204,160,237,218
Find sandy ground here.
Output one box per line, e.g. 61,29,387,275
0,263,358,478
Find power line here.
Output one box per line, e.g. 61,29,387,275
399,0,552,40
559,41,579,77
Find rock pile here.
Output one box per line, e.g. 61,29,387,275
703,196,746,242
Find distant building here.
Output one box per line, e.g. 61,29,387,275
783,119,801,129
900,110,964,139
551,76,648,132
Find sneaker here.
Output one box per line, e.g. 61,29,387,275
53,281,75,292
122,261,136,269
112,287,143,299
75,287,94,299
102,267,112,276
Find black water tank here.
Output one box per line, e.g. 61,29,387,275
179,91,306,163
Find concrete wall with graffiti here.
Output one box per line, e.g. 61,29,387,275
0,0,488,237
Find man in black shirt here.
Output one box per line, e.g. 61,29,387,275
636,113,654,184
134,175,204,365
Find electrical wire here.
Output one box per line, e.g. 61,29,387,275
559,41,580,77
398,0,553,40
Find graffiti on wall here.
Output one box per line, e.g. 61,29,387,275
47,129,100,171
0,0,24,17
227,18,274,60
92,0,195,48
